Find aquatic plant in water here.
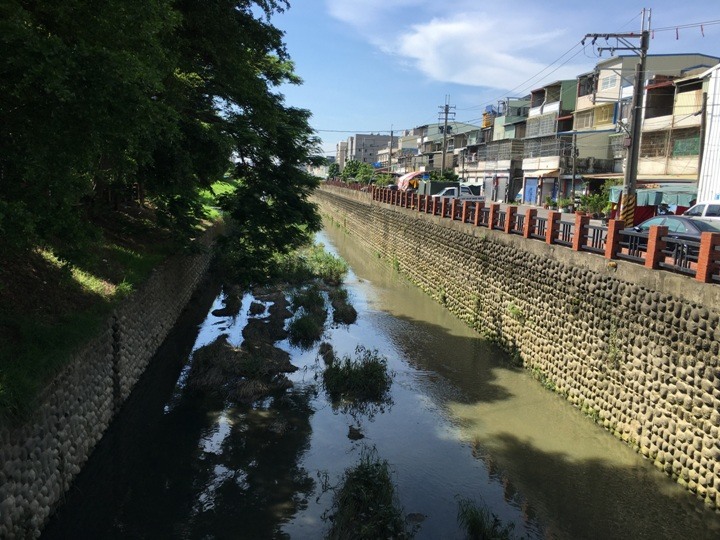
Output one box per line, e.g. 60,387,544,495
288,284,328,348
325,447,413,539
329,287,357,325
322,346,392,403
456,496,518,540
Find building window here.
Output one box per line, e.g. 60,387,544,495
594,104,614,125
578,74,595,97
575,110,594,130
673,136,700,156
600,75,618,90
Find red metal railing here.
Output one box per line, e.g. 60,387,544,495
326,182,720,284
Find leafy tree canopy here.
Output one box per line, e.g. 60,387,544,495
341,160,375,184
327,162,340,179
1,0,322,275
429,170,460,183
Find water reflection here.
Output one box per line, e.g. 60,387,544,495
42,283,317,539
320,224,720,540
42,226,720,540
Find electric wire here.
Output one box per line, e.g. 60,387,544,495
317,17,720,147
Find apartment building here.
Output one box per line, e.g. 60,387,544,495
699,63,720,201
574,54,719,196
341,134,392,170
459,98,529,202
520,80,577,205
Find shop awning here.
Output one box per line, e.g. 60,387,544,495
524,169,559,178
397,170,425,191
609,182,698,206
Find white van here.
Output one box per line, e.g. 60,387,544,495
682,201,720,220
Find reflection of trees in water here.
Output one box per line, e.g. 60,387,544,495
178,389,317,538
470,439,541,535
43,384,317,539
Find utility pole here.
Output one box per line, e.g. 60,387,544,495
388,126,394,174
584,8,650,225
571,131,578,207
438,96,455,176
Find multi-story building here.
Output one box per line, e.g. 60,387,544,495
403,122,477,173
342,134,392,170
638,57,719,181
698,63,720,201
335,141,348,171
305,156,334,179
377,131,417,174
459,98,529,202
574,53,719,198
520,80,577,204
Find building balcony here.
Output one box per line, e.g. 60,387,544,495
638,156,699,176
529,100,560,118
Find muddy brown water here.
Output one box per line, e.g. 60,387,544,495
42,227,720,539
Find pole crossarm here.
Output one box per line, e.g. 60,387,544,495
583,7,651,226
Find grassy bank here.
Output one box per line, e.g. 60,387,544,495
0,182,236,422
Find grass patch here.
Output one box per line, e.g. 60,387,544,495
0,204,182,422
325,447,413,539
456,496,517,540
323,346,392,403
531,366,556,392
288,314,325,349
0,312,105,419
198,179,239,220
275,243,348,285
506,302,525,325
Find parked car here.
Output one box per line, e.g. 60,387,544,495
431,186,484,202
621,215,720,259
682,201,720,220
624,215,720,239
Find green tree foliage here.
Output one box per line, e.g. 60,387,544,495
1,0,179,255
327,162,340,179
429,170,459,183
0,0,321,266
341,160,375,184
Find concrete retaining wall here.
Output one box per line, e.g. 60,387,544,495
316,186,720,509
0,227,219,538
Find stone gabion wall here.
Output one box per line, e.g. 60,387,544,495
316,187,720,509
0,226,219,539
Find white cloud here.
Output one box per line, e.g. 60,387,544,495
325,0,423,29
392,13,589,90
325,2,595,92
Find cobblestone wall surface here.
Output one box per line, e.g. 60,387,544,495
316,187,720,510
0,226,219,538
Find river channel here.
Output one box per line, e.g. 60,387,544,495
42,225,720,539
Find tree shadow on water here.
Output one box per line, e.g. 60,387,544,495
42,283,317,540
381,313,518,406
469,432,720,540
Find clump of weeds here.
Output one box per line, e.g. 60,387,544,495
275,243,348,286
456,496,518,540
325,447,414,539
329,287,357,325
322,345,392,404
288,284,328,348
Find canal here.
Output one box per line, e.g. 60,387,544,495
42,225,720,539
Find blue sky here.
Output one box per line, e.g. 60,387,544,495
270,1,720,158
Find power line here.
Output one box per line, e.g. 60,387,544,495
652,19,720,32
318,16,720,146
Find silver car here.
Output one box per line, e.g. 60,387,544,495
683,201,720,220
